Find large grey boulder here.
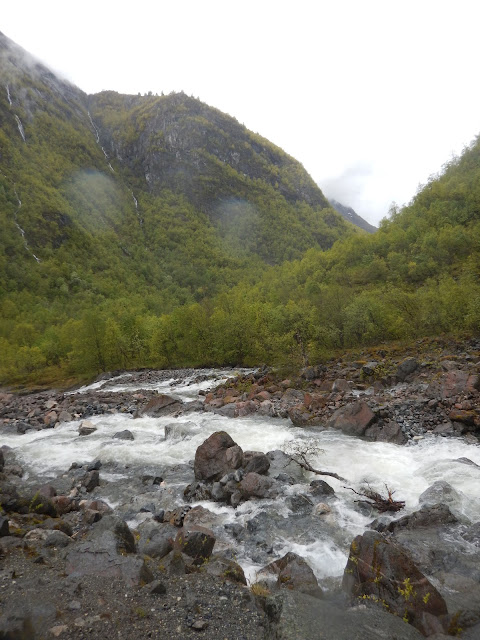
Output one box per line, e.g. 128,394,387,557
264,590,424,640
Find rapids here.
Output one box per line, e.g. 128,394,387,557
3,369,480,586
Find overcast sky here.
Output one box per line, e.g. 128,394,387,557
2,0,480,225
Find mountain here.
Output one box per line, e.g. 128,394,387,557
329,198,377,233
0,31,352,383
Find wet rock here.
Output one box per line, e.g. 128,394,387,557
194,431,243,481
112,429,134,440
309,479,335,497
78,420,96,436
243,452,270,475
260,551,322,599
239,472,274,499
182,505,217,528
419,481,462,509
174,524,215,565
138,393,182,417
267,450,305,483
364,421,406,444
81,469,100,492
287,405,322,427
343,530,448,634
183,481,212,502
462,522,480,546
328,401,376,437
312,502,331,516
387,504,458,532
164,421,196,440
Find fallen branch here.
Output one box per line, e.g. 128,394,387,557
292,452,348,483
344,484,405,513
285,439,348,483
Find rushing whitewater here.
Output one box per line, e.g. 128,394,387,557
3,370,480,585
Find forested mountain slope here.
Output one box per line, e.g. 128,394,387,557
0,32,351,383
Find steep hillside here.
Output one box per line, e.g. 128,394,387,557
329,198,377,233
0,32,351,383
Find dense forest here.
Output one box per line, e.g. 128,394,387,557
0,32,479,386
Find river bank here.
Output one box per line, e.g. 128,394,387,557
1,339,479,638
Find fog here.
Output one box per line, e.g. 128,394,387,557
2,1,480,225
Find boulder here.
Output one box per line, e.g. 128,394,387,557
264,590,424,640
137,522,176,559
427,370,480,399
194,431,243,481
309,479,335,497
396,357,419,381
243,452,270,475
78,420,96,436
174,524,215,565
419,481,462,509
112,429,134,440
203,553,247,585
342,530,448,634
0,516,10,537
387,504,458,532
260,551,322,599
81,469,100,492
164,421,196,440
239,472,274,499
364,421,407,444
328,401,376,437
138,393,182,417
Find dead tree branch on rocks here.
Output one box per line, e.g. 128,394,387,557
285,439,348,483
344,484,405,513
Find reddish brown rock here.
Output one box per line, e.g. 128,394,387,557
328,401,376,437
194,431,243,481
139,394,182,417
238,472,273,498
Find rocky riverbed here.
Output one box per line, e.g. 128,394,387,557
1,339,480,639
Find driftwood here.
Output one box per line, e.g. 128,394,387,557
291,452,348,483
344,484,405,513
286,439,348,483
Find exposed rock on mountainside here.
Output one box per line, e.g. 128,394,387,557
329,198,377,233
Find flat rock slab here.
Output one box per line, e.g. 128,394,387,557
266,591,424,640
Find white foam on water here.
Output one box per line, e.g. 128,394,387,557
4,370,480,585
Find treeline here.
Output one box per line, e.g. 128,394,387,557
2,135,479,384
